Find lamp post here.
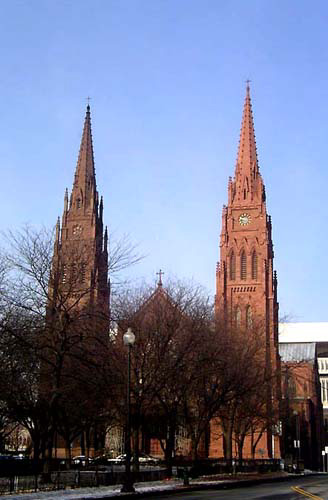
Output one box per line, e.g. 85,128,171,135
322,450,326,472
121,327,135,493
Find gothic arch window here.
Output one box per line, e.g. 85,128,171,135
229,251,236,281
240,250,247,280
246,305,252,329
251,250,258,280
235,307,241,327
76,198,81,209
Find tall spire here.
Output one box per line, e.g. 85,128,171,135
229,83,263,205
72,104,97,211
236,82,258,176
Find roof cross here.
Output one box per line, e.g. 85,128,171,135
156,269,164,287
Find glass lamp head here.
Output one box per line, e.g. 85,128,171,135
123,327,135,346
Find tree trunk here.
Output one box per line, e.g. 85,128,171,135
43,431,54,475
222,419,233,472
191,435,199,463
33,435,40,466
132,426,139,472
238,434,245,467
80,431,85,456
164,422,176,477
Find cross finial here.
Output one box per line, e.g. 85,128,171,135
246,79,251,92
156,269,164,287
86,96,91,108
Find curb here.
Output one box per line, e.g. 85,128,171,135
75,472,322,499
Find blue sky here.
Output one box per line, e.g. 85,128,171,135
0,0,327,321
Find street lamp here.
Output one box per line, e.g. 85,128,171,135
121,327,136,493
322,450,326,472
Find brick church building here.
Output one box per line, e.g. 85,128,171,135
210,84,281,460
45,85,327,469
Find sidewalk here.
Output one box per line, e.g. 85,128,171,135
0,471,313,500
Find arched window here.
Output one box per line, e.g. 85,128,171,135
246,305,252,329
235,307,241,327
229,251,236,281
76,198,81,208
240,251,247,280
251,251,258,280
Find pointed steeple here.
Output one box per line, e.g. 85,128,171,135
230,83,263,205
236,82,259,177
72,104,97,211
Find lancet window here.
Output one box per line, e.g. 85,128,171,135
235,307,241,327
240,251,247,280
251,250,258,280
229,251,236,281
246,305,252,329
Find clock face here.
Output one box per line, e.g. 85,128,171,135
239,213,251,226
72,224,83,236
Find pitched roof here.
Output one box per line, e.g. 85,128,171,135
279,342,317,363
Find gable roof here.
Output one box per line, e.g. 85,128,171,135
279,342,317,363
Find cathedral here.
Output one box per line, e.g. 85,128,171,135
46,86,283,462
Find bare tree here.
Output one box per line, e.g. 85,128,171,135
0,224,142,465
216,317,279,465
111,280,216,472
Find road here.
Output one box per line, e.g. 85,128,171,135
155,475,328,499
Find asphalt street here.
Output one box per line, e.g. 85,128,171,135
154,475,328,499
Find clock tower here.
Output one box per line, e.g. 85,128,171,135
215,84,280,457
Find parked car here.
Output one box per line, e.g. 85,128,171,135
72,455,93,467
109,453,160,465
139,453,160,465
